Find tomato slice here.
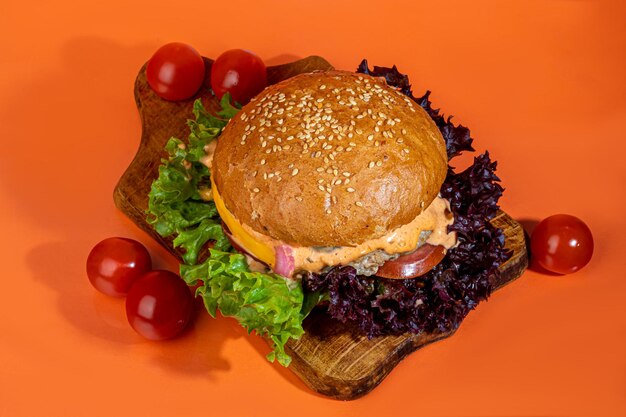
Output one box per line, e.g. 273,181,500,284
376,244,446,279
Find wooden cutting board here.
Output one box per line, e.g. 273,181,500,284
114,56,528,400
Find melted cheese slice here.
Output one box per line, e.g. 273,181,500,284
211,177,276,267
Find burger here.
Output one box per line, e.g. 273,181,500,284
148,62,509,366
210,70,455,280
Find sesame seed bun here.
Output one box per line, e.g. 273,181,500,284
212,70,447,247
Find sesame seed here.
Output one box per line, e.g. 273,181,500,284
260,159,266,165
319,85,326,90
253,188,260,193
316,167,324,172
397,138,404,143
326,209,332,214
367,134,374,141
292,168,299,176
355,201,363,207
318,185,325,191
343,172,351,177
368,161,375,168
347,187,355,193
404,148,410,154
376,160,382,167
349,142,357,147
296,196,303,202
318,179,324,184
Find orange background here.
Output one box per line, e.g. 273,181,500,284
1,1,625,416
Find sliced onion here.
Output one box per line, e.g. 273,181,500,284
274,244,295,278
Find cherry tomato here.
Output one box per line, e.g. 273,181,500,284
86,237,152,297
376,244,446,279
210,49,267,105
146,42,205,101
530,214,593,274
125,270,194,340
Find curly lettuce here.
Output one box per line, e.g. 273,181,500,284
146,96,309,366
180,250,320,366
300,61,511,338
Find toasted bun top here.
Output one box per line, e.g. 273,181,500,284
212,70,447,247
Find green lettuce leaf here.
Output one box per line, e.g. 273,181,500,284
147,98,232,264
146,96,311,366
181,249,307,366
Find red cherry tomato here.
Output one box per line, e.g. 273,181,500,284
125,270,194,340
530,214,593,274
376,244,446,279
86,237,152,297
146,42,205,101
210,49,267,105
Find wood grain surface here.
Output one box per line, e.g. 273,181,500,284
114,56,528,400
